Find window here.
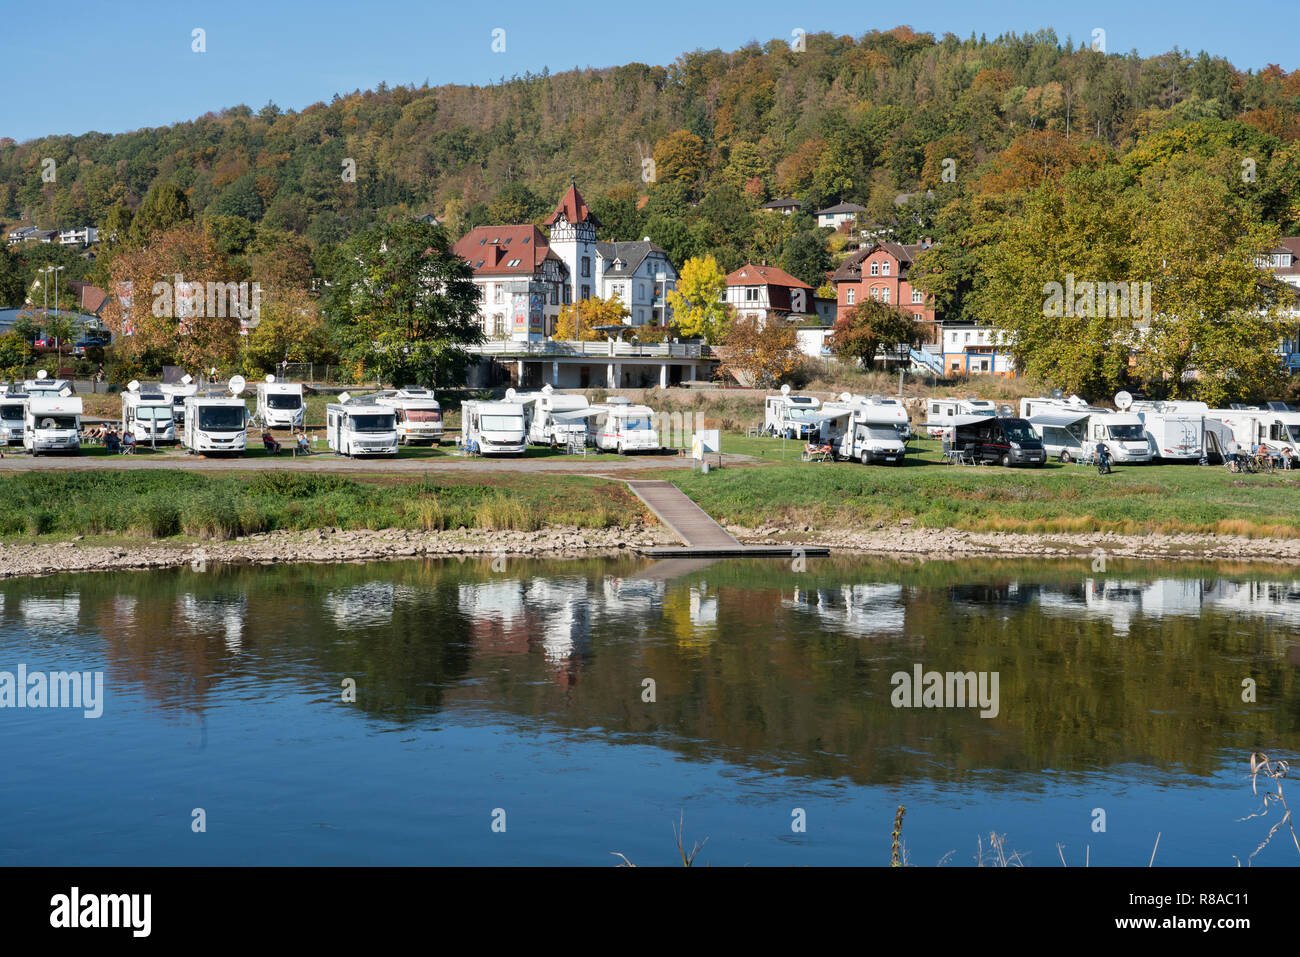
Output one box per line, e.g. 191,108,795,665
506,259,521,268
550,284,559,306
964,332,971,343
522,236,530,244
911,290,923,304
746,287,760,302
494,285,504,304
581,257,591,277
882,288,890,303
846,289,855,305
581,285,591,299
882,261,891,276
493,316,505,335
871,287,881,300
870,262,880,276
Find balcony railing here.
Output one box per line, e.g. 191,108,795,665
468,340,707,359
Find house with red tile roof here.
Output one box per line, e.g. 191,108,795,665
831,240,939,343
451,225,569,339
724,263,833,324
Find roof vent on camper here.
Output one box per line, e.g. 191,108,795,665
1050,388,1064,400
338,392,352,404
228,375,247,397
839,392,852,403
58,387,73,398
1230,403,1246,410
542,384,554,395
181,374,193,385
1267,401,1291,411
505,388,517,402
265,374,276,383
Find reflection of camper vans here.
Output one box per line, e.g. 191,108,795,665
818,394,908,464
1130,400,1206,462
373,388,443,445
326,400,398,457
953,415,1046,466
519,386,589,446
0,391,27,446
255,376,305,429
924,397,998,438
764,391,822,438
122,383,177,444
24,394,82,455
1019,396,1153,463
462,399,526,456
587,399,660,454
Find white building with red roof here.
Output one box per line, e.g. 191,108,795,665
451,224,569,339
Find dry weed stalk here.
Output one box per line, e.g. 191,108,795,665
1235,750,1300,866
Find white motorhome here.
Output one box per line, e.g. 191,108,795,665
121,382,177,444
373,387,444,445
462,397,527,456
160,376,198,427
326,395,398,457
182,376,249,455
23,372,71,397
817,393,909,465
1213,404,1300,458
519,386,590,447
1130,400,1207,462
587,398,661,454
764,388,822,439
924,396,999,438
0,390,27,446
255,376,305,429
1019,395,1154,463
24,393,82,455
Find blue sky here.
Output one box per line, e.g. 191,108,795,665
2,0,1292,144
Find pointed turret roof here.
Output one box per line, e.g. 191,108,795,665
544,180,600,228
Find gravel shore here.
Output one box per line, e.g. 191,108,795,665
1,521,1299,579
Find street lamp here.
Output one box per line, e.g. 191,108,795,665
895,342,910,396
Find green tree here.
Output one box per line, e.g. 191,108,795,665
829,299,924,368
0,331,32,379
666,255,731,342
324,220,483,387
130,182,192,243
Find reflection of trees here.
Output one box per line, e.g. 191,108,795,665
4,556,1300,788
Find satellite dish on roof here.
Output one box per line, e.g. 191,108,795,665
542,384,553,395
781,384,791,395
505,388,517,401
1000,404,1013,417
839,392,852,402
228,375,246,397
36,370,48,380
1051,388,1063,400
265,374,276,383
1114,390,1133,411
181,374,193,385
127,380,140,393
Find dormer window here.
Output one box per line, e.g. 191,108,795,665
504,237,512,245
479,238,487,245
507,258,521,268
522,236,530,244
475,260,484,268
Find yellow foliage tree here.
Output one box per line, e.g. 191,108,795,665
552,296,630,341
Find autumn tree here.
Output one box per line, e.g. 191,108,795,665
552,296,629,341
129,182,192,243
829,299,924,368
242,287,334,373
652,130,707,194
666,255,731,342
721,316,802,387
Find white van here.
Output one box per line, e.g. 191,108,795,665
326,399,398,457
122,382,177,444
255,376,305,429
818,394,908,465
182,377,249,455
374,388,443,445
462,399,526,456
520,386,589,446
24,394,82,455
1020,395,1154,463
764,389,822,439
588,400,660,454
0,391,27,447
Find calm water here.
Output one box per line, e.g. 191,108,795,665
1,554,1297,866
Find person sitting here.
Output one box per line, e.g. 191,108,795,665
262,431,282,454
104,430,121,453
121,431,136,454
295,431,310,455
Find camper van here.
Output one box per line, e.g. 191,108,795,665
1019,395,1154,463
924,397,998,438
121,382,177,444
24,393,82,455
588,399,661,454
818,394,909,465
160,377,198,427
326,397,398,457
952,415,1046,467
23,372,72,397
1214,405,1300,458
182,376,249,455
373,388,444,445
764,388,823,439
1130,400,1207,462
461,398,526,456
517,387,590,447
255,376,305,429
0,390,27,446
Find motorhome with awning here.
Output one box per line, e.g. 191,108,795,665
1019,395,1154,463
816,393,909,465
924,396,998,438
764,386,822,439
519,386,590,447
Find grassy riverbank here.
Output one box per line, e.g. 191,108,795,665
0,471,642,540
669,436,1300,538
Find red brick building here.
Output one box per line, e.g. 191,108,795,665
831,241,938,342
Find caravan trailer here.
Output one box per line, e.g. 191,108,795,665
817,393,909,465
326,397,398,457
461,398,526,455
0,390,27,446
587,398,661,454
1129,400,1207,462
255,376,305,429
764,387,822,439
1019,395,1154,463
182,376,249,455
519,386,589,447
122,382,178,444
373,387,444,445
24,393,82,455
924,397,998,439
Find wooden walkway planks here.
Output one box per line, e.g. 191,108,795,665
624,480,741,548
